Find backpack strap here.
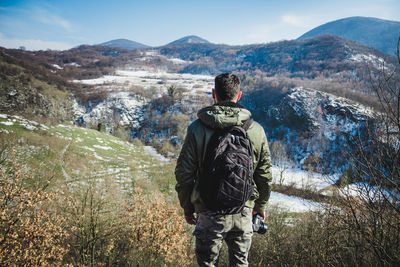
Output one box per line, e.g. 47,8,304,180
241,119,253,131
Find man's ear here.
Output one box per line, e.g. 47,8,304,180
212,89,217,103
236,91,242,102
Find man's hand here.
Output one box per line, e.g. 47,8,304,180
252,211,265,222
185,214,197,225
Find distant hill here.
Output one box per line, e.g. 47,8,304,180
298,16,400,55
160,35,396,78
99,39,150,50
167,35,210,45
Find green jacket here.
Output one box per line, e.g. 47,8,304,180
175,102,272,216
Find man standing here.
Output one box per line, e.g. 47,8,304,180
175,73,272,267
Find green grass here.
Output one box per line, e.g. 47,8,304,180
0,114,177,195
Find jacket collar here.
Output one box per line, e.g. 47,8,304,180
214,101,244,109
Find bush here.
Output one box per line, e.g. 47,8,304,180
0,152,69,266
117,188,193,266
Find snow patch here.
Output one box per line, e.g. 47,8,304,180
271,166,335,191
269,192,324,213
93,145,112,150
93,153,106,160
81,146,95,152
0,121,13,126
95,137,104,143
52,64,63,70
65,62,81,67
143,146,169,163
74,69,213,93
339,182,397,202
24,125,37,131
168,57,188,64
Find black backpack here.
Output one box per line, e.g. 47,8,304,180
199,119,254,215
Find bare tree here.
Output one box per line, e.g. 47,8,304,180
338,38,400,265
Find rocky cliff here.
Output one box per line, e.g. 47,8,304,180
255,87,374,173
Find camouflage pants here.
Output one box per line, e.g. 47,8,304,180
193,207,253,267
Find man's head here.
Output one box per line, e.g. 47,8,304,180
213,73,242,103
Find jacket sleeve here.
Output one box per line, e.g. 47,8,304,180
175,125,197,216
253,132,272,213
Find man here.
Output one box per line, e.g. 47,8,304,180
175,73,272,267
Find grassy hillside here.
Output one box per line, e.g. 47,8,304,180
0,113,176,193
0,113,191,266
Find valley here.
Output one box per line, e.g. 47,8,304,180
0,20,399,264
0,112,335,213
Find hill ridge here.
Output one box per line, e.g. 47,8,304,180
298,16,400,55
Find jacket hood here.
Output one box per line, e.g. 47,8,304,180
197,102,252,129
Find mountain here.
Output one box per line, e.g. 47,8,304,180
298,16,400,55
167,35,210,45
99,38,150,50
0,34,395,173
160,35,396,82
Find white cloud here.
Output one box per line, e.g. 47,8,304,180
281,14,313,28
0,33,73,51
33,7,73,32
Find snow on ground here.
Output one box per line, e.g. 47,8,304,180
339,182,399,202
23,124,36,131
65,62,81,67
143,146,170,163
272,166,336,191
93,144,112,150
72,67,213,132
167,58,188,64
93,152,106,161
0,115,49,131
52,64,63,70
74,69,213,94
81,146,95,152
350,53,386,70
269,192,324,213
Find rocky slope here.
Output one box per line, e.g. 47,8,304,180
0,50,74,123
250,87,374,173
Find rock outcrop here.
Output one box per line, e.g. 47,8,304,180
263,87,375,173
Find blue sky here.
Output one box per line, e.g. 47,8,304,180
0,0,399,50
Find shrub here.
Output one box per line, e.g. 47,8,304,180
117,188,193,266
0,152,69,266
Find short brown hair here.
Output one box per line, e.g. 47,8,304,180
214,73,240,102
